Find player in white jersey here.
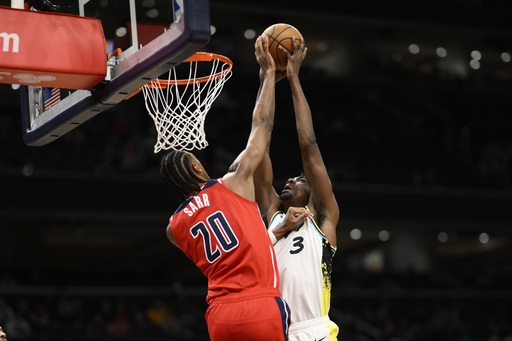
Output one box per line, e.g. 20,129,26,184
254,35,340,340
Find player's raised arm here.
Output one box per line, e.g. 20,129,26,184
223,36,277,201
253,66,282,223
284,37,339,248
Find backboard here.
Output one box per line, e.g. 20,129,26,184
17,0,210,146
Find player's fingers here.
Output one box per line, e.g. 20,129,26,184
261,36,269,51
256,36,266,53
290,207,314,221
295,212,310,224
293,36,300,53
299,37,306,51
290,207,307,216
278,45,291,58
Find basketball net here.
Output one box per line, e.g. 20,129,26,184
141,52,233,153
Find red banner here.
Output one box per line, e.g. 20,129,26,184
0,6,106,89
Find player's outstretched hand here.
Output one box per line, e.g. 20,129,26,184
255,35,276,76
279,36,307,79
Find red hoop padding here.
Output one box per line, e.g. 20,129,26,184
0,6,106,89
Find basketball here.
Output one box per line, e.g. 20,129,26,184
262,23,303,71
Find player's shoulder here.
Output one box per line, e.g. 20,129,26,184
269,210,285,224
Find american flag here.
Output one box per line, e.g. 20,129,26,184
43,88,60,111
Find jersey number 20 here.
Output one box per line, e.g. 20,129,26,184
190,211,240,263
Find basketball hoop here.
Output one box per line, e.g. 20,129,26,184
139,52,233,153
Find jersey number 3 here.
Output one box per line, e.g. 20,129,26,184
290,236,304,254
190,211,240,263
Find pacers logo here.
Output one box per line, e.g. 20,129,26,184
0,32,19,53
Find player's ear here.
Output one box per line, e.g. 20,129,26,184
191,160,209,180
191,161,202,174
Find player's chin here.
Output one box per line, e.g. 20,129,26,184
279,191,293,201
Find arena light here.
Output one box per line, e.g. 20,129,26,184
116,27,128,38
145,8,159,18
244,29,256,40
408,43,420,54
350,228,362,240
436,47,447,58
479,232,489,244
470,50,481,61
437,231,448,243
378,230,390,242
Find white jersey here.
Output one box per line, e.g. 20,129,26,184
269,208,337,329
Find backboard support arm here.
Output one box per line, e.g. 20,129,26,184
21,0,210,146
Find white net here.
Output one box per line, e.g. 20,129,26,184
142,53,232,153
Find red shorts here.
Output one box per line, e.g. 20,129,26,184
205,289,290,341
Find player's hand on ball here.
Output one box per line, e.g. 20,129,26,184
255,35,276,74
280,36,307,79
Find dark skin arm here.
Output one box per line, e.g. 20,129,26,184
254,38,339,248
222,35,277,201
253,57,285,222
254,151,279,225
285,38,339,248
166,36,277,248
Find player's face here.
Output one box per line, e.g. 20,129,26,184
279,175,310,205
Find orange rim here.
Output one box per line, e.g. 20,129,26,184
147,52,233,87
124,52,233,99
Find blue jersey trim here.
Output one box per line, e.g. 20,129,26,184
173,179,220,215
270,207,336,255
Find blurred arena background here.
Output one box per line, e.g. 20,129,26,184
0,1,511,340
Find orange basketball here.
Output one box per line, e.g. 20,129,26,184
262,23,303,71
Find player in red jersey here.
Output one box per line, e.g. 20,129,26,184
160,36,310,341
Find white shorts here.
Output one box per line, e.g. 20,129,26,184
288,316,339,341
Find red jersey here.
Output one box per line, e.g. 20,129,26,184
170,179,280,304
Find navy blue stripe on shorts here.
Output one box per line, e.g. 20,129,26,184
274,296,291,341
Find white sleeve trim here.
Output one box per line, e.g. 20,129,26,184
268,230,278,245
